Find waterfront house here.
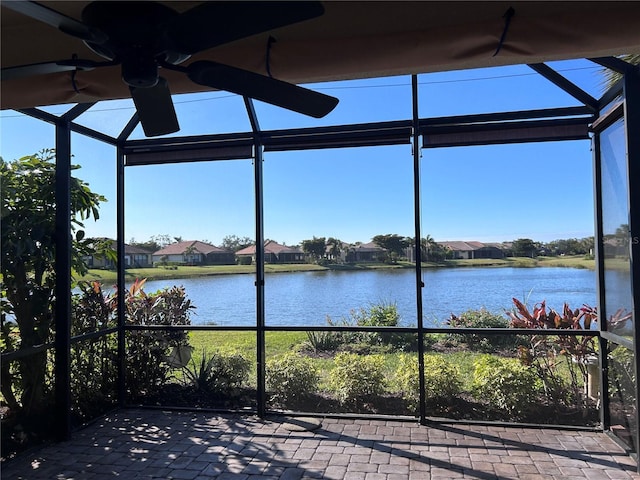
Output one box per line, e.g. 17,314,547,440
345,242,387,262
439,241,505,260
236,240,305,264
152,240,235,266
85,240,153,269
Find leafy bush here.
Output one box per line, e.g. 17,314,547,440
70,279,195,400
472,355,540,417
266,352,320,405
608,345,635,399
69,282,118,420
322,302,415,353
446,308,521,352
395,354,462,409
328,352,386,405
124,280,194,397
182,349,250,394
353,302,401,327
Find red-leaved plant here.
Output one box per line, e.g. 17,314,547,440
507,298,598,407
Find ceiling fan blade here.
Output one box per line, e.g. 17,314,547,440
2,1,107,43
2,62,77,81
1,58,104,81
130,78,179,137
168,1,324,55
187,61,338,118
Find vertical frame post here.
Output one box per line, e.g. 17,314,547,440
116,146,126,406
54,120,72,440
244,97,266,417
623,64,640,471
115,115,139,407
592,129,609,430
411,75,427,424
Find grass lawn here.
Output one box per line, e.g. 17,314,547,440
442,255,595,269
77,255,596,284
186,329,487,393
78,263,328,283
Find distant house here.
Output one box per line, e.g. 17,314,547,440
152,241,235,266
439,241,505,260
124,244,154,268
236,240,305,264
85,240,153,269
345,242,387,262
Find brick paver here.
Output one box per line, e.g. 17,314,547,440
1,409,638,479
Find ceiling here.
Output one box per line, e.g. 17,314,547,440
2,1,640,111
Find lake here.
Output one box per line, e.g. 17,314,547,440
138,267,607,327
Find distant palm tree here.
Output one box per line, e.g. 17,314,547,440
183,243,198,264
422,235,436,261
326,237,342,262
601,54,640,91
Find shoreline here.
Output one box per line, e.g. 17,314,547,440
78,255,597,283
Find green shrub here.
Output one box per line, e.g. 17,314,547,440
446,308,521,352
329,352,386,405
182,349,250,394
237,256,252,265
472,355,540,417
326,302,415,352
608,345,635,399
266,353,320,404
395,354,462,409
354,302,400,327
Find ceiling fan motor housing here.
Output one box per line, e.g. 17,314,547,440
81,1,190,88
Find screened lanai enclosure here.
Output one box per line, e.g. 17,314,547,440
2,0,640,473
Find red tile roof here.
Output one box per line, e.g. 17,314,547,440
236,240,303,255
439,241,492,251
153,241,230,256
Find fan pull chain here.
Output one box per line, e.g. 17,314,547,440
70,54,81,93
266,36,277,78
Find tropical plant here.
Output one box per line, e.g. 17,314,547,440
326,237,343,263
507,298,598,406
600,54,640,90
123,279,194,397
181,349,250,394
305,327,343,353
69,279,195,399
1,151,107,419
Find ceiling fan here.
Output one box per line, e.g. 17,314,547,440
2,1,339,137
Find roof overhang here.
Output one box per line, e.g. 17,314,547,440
2,1,640,111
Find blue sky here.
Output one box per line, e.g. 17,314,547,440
1,59,606,246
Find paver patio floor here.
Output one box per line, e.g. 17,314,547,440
1,409,638,479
